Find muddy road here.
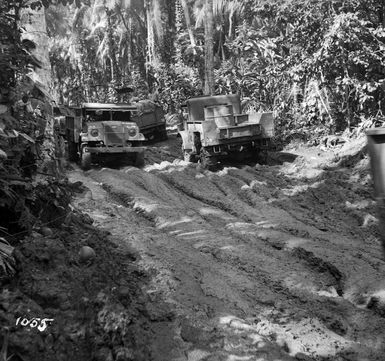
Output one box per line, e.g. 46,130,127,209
69,133,385,361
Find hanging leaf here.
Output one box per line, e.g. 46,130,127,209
0,237,16,281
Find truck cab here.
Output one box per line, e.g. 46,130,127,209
65,103,146,169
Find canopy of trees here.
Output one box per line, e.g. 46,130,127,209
2,0,385,140
43,0,385,137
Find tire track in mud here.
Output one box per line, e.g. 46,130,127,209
106,166,340,300
73,142,385,361
89,164,377,300
153,167,362,305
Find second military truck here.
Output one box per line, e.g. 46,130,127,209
130,99,168,141
179,94,274,169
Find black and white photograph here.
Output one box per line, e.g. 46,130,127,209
1,0,385,360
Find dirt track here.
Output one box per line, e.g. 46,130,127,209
69,133,385,361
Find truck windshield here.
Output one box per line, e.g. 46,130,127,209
83,109,132,122
84,109,110,122
111,110,131,121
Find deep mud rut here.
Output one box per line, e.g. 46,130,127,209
68,133,385,361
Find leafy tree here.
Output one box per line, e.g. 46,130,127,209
212,0,385,140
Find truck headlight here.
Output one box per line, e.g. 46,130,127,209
90,129,99,137
128,128,137,137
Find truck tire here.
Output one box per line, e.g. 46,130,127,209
183,149,194,162
254,149,268,164
200,148,217,170
134,151,145,167
159,129,168,141
182,146,197,163
80,150,92,170
68,141,78,162
260,150,268,164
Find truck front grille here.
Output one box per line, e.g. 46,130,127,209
104,124,124,146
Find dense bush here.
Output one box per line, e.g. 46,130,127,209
152,64,202,113
214,0,385,140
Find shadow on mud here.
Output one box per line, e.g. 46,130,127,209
262,146,385,359
211,151,298,171
88,157,143,170
266,151,299,165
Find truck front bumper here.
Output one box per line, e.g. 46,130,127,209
204,137,271,148
84,146,145,154
202,138,271,156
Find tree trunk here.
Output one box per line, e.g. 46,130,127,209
20,2,53,95
117,1,133,77
162,0,175,65
127,6,133,77
20,1,62,177
204,0,215,95
175,0,183,64
105,9,120,84
180,0,196,49
145,0,155,78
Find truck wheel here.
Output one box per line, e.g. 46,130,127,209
183,149,194,162
160,129,168,141
68,141,78,162
182,146,198,163
255,149,268,164
200,148,217,170
134,151,145,167
156,128,168,141
80,150,92,170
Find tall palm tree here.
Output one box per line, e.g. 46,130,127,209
204,0,214,95
194,0,244,59
47,0,174,101
180,0,196,49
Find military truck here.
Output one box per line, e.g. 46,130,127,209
65,103,146,170
130,99,168,141
179,94,274,169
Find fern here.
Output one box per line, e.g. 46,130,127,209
0,237,16,281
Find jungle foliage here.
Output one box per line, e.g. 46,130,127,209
0,0,66,242
44,0,385,139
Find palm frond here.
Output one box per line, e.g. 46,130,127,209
96,35,109,58
89,18,108,36
194,0,244,28
72,5,90,31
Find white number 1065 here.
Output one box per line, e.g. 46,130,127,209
15,317,54,332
